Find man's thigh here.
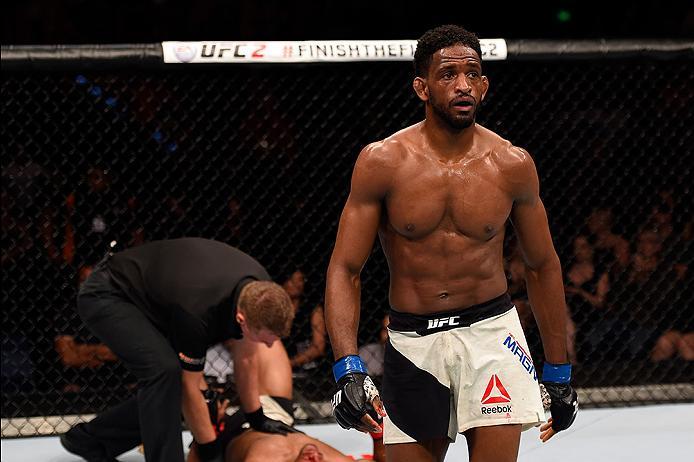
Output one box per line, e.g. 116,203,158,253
385,438,449,462
463,424,521,462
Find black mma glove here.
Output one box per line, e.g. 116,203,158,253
542,362,578,432
196,438,223,462
331,355,384,433
244,407,299,435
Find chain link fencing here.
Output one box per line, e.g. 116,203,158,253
2,47,693,437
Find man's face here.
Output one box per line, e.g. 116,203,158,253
573,236,593,262
295,444,324,462
587,209,611,234
283,270,306,298
637,231,662,258
418,45,488,130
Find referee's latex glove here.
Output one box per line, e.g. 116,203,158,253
244,407,300,435
540,362,578,442
331,355,386,433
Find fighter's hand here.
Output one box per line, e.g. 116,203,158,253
540,363,578,442
331,356,386,433
539,418,557,442
244,407,300,435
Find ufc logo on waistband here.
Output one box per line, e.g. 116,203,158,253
427,316,460,329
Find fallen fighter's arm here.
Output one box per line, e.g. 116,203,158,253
232,337,297,435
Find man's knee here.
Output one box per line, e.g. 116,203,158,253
464,424,521,462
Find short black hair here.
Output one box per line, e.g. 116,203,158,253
414,25,482,77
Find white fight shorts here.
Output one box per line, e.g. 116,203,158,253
382,294,545,444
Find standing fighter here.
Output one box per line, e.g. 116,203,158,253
60,238,297,462
326,25,578,462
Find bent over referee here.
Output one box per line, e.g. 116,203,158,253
60,238,296,462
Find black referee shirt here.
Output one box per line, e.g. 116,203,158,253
106,238,271,371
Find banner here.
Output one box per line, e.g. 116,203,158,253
162,39,507,63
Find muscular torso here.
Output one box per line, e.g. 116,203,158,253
256,340,292,399
379,123,517,314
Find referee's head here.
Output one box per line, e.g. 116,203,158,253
236,281,295,346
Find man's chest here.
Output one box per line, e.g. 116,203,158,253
384,161,513,239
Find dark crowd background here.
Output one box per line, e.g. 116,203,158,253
3,0,694,45
2,0,693,435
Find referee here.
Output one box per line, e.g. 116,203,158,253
60,238,296,462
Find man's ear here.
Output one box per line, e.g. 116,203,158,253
236,309,246,325
481,75,490,102
413,77,429,102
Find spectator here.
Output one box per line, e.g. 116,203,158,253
650,219,694,362
150,194,192,241
670,217,694,281
565,235,610,363
585,207,630,274
54,335,117,369
591,228,677,361
1,190,33,267
652,329,694,361
63,166,134,269
646,203,675,245
282,269,327,371
1,150,59,263
358,315,389,377
217,197,244,247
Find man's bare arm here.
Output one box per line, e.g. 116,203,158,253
509,148,567,364
325,143,392,359
230,338,262,412
181,370,217,444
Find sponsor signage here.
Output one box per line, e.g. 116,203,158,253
162,39,508,63
481,374,513,416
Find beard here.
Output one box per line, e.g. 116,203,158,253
429,93,477,130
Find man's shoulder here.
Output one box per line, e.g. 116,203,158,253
476,125,534,172
358,123,421,167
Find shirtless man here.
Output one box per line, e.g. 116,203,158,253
325,25,578,462
188,340,384,462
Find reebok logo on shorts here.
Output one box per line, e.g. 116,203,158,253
481,374,513,415
481,374,511,404
502,333,537,381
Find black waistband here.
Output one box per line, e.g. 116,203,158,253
270,396,294,416
388,293,513,335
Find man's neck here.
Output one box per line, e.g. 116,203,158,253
421,115,476,161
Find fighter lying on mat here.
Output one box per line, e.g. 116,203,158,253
188,339,384,462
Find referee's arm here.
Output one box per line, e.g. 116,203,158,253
182,369,217,443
